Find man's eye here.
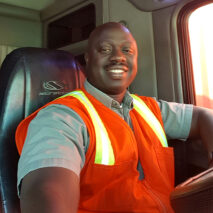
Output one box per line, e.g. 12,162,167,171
100,48,111,53
123,48,133,54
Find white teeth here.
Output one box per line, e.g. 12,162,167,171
109,69,124,73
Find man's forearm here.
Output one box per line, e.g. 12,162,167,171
20,167,80,213
189,106,213,165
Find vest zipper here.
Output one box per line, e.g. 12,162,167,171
144,181,168,213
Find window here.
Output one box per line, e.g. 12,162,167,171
178,1,213,108
188,3,213,109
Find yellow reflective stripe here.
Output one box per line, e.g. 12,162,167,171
58,91,115,165
131,94,168,147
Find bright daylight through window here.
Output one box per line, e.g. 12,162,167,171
188,3,213,108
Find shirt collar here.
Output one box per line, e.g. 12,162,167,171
84,80,133,110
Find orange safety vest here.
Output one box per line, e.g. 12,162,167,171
16,88,175,213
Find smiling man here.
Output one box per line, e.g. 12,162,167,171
16,22,213,213
85,22,138,102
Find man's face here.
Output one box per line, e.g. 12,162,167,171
85,25,138,95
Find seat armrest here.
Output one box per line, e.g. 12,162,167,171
170,167,213,213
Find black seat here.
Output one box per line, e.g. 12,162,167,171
0,47,85,213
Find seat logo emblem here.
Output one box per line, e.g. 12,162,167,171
43,81,64,91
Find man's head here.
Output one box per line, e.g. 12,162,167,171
85,22,138,96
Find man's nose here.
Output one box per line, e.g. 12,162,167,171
110,49,126,63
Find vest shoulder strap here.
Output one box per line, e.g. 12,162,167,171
58,90,115,165
131,94,168,147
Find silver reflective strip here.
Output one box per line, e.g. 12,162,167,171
60,90,115,165
131,94,168,147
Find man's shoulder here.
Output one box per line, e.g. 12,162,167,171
133,94,159,107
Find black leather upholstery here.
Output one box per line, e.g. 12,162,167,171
0,47,85,213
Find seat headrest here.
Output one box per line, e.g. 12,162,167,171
0,47,85,116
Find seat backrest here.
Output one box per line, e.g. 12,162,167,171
0,47,85,213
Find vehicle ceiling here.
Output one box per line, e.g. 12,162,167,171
129,0,182,11
0,0,183,11
0,0,56,10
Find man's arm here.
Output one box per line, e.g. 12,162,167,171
17,104,88,212
189,106,213,167
20,167,80,213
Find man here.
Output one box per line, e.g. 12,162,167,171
16,22,213,213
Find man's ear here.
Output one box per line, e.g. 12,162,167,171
84,53,89,65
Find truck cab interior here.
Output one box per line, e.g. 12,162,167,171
0,0,213,212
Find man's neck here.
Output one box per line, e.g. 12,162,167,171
84,80,127,104
108,91,126,104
